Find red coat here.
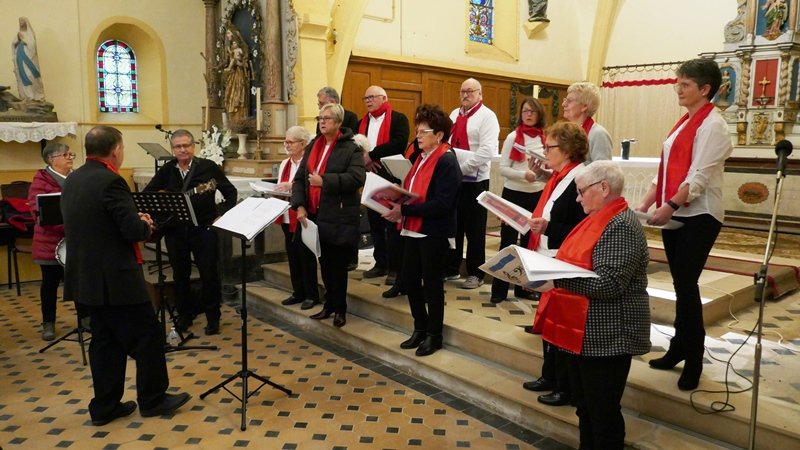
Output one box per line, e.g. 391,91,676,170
27,169,65,262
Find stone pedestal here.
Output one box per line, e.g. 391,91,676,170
223,158,282,179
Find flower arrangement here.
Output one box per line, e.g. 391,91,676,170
199,125,231,165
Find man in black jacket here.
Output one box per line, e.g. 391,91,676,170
143,129,237,336
62,125,190,425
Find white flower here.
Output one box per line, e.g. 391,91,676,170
199,124,230,166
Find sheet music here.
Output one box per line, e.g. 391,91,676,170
249,181,292,197
452,147,478,180
36,192,62,226
360,172,419,215
517,143,546,162
480,245,597,288
380,154,412,182
477,191,532,235
634,211,684,230
212,196,289,241
301,219,321,258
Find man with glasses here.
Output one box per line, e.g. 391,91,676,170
357,85,410,285
447,78,500,289
143,129,237,336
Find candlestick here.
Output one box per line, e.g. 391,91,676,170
256,87,262,132
204,97,210,130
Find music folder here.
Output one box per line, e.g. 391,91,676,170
37,192,63,226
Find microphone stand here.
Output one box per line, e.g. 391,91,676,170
747,168,788,450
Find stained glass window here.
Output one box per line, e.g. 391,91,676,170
97,40,138,113
469,0,493,45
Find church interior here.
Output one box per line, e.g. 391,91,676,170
1,0,799,449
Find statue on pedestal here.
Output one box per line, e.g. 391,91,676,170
222,24,252,125
762,0,788,40
4,17,56,120
528,0,549,22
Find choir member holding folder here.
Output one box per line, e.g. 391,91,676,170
490,97,547,304
383,105,461,357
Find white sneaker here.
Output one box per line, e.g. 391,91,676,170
461,276,483,289
443,273,461,281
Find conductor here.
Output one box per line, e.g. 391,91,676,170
61,125,190,426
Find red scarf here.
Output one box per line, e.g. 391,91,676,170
274,159,299,232
358,102,393,147
510,124,544,161
306,132,340,214
526,161,581,251
655,102,715,207
87,157,143,264
581,117,595,135
450,102,483,150
533,197,629,354
402,143,449,232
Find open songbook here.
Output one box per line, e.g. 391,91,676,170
633,211,684,230
361,172,419,215
477,190,533,235
480,245,597,289
516,143,546,162
212,196,289,241
380,154,413,183
249,180,292,198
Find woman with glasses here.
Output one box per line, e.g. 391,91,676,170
27,143,88,340
293,104,366,328
522,121,588,408
637,58,733,391
277,126,320,311
490,97,547,304
383,104,461,357
561,82,612,163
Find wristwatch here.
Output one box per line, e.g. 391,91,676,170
666,200,680,210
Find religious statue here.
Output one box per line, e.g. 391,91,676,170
724,0,747,43
222,24,252,126
12,17,45,102
528,0,549,22
753,114,770,143
762,0,788,40
716,70,732,107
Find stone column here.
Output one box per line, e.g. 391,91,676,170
203,0,220,107
265,0,283,101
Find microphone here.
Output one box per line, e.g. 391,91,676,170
775,139,792,177
155,124,162,130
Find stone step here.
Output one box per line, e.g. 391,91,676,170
253,262,799,449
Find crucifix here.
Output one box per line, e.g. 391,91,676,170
758,76,771,98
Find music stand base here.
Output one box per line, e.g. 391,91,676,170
199,369,292,430
39,326,91,366
166,331,218,353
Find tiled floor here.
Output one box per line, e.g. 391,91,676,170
0,283,566,450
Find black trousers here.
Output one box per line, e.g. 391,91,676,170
367,208,402,272
491,188,541,298
39,263,87,323
86,302,169,420
540,341,570,394
661,214,721,362
319,240,355,314
403,236,449,336
448,180,489,278
282,224,319,301
164,225,222,322
567,353,632,450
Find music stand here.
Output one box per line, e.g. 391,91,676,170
138,143,174,172
200,197,293,430
37,193,91,365
132,191,217,353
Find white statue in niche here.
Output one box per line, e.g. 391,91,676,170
11,17,45,102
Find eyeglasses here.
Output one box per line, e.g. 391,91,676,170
362,95,384,102
52,152,76,159
521,109,536,115
315,116,335,122
543,144,560,152
459,89,480,95
562,97,578,104
416,129,434,136
673,81,698,92
171,143,194,150
284,140,302,146
577,180,603,197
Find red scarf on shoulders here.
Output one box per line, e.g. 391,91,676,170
306,132,340,214
533,197,629,354
581,117,595,135
87,157,143,264
655,102,715,207
510,124,544,161
450,102,482,150
274,159,299,232
402,143,449,232
359,102,393,147
527,161,581,251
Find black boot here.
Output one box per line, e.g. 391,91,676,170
678,351,704,391
415,335,442,356
400,330,426,349
649,341,685,370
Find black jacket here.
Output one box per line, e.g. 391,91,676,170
291,128,366,247
543,181,587,250
400,149,461,239
358,110,410,183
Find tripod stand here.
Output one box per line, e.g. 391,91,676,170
38,299,91,365
201,197,293,430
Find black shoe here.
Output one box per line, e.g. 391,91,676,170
415,335,442,357
677,357,703,391
140,392,191,418
346,262,358,272
522,377,553,392
648,352,685,370
400,330,427,349
515,290,540,301
333,312,346,328
522,325,534,334
385,272,397,285
537,391,570,406
490,297,506,304
281,295,303,306
310,308,333,320
300,299,319,310
382,285,404,298
91,401,137,426
175,315,193,333
363,266,388,278
204,320,220,336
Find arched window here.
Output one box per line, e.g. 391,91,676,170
469,0,493,45
97,40,138,113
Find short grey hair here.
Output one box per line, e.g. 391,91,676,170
567,82,601,117
42,142,69,164
285,125,312,145
352,134,370,153
170,129,196,144
317,86,341,103
320,103,344,124
577,160,625,196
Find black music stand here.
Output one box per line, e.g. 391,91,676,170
200,197,293,430
132,191,217,353
37,193,90,365
138,143,174,172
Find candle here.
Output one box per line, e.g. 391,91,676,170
222,112,229,130
204,97,210,130
256,87,262,132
